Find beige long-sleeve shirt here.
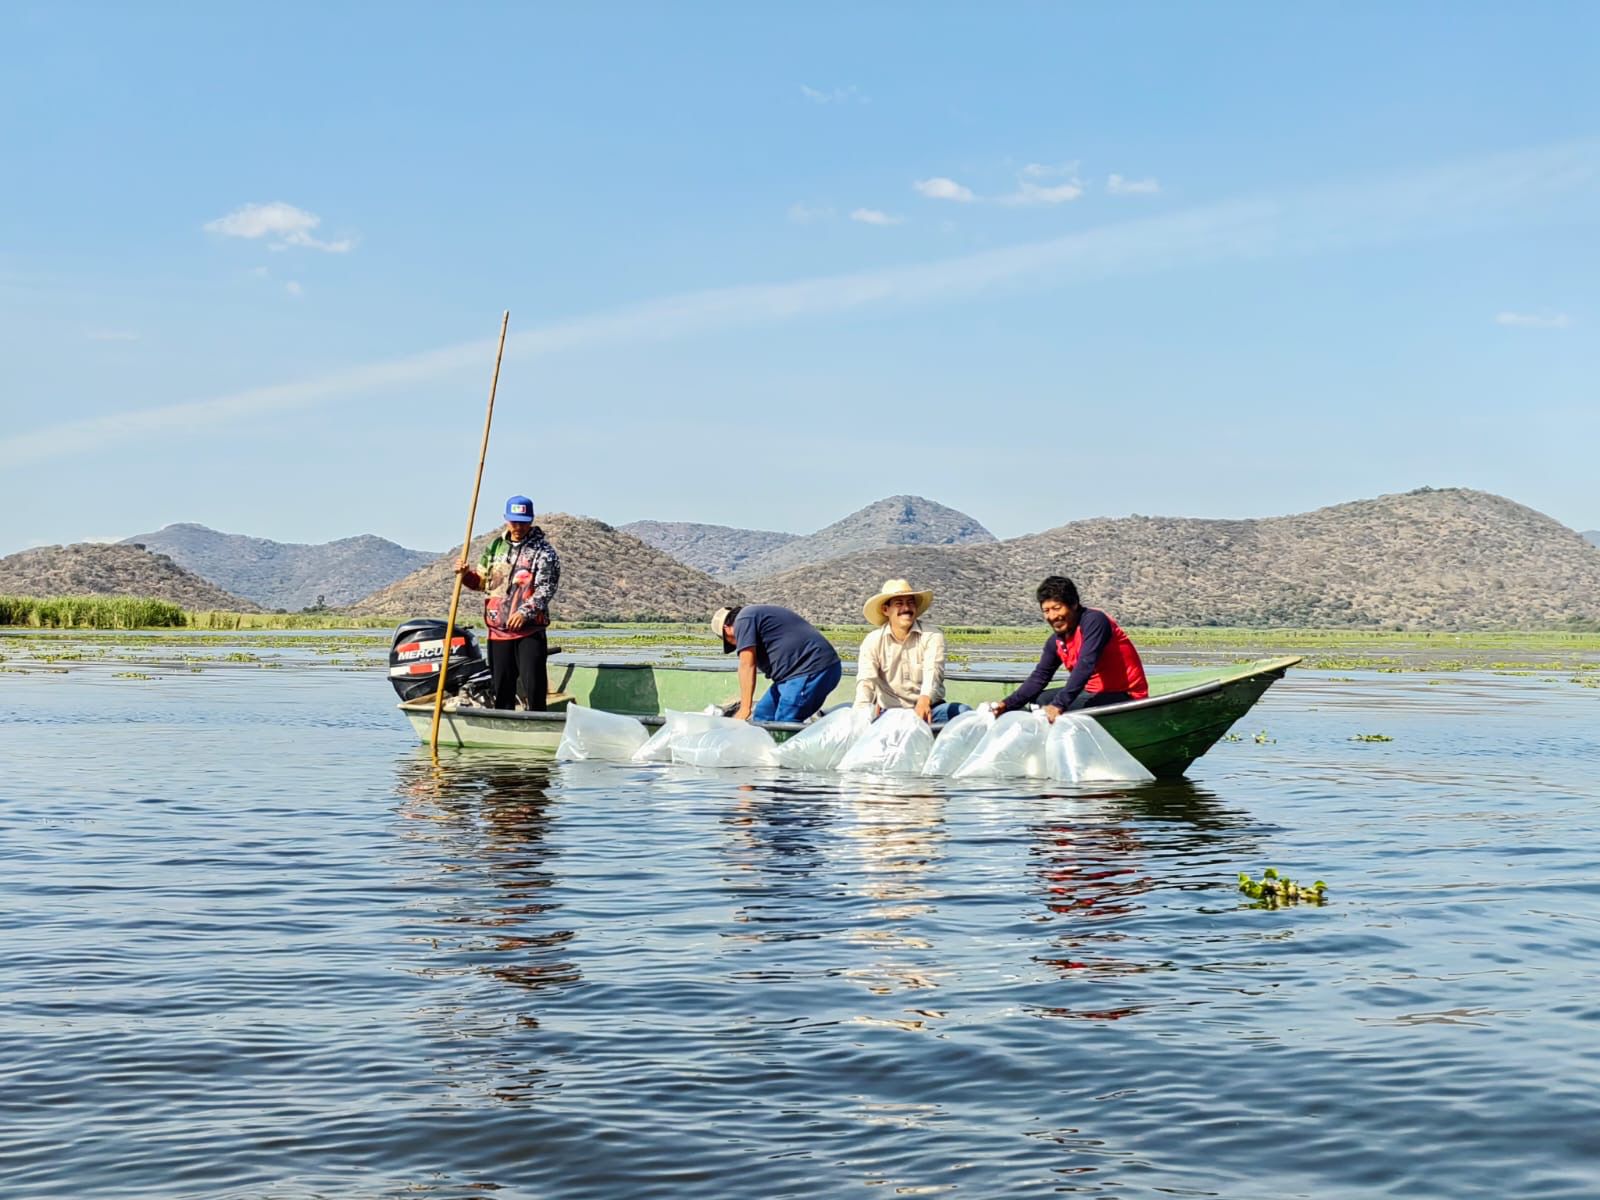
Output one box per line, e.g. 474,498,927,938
853,621,947,711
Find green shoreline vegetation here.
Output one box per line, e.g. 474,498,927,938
2,598,1599,676
0,596,400,631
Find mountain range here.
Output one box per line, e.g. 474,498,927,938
3,490,1597,630
0,543,260,611
744,488,1600,630
616,521,799,579
121,524,437,611
623,495,995,580
346,514,743,622
1586,531,1600,548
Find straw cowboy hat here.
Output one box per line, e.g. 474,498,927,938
863,578,933,626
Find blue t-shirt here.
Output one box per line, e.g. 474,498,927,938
733,605,840,683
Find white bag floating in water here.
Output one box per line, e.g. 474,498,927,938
1045,713,1154,782
632,709,725,763
775,706,871,771
953,710,1050,779
671,719,780,768
836,707,935,775
556,704,650,762
922,706,996,776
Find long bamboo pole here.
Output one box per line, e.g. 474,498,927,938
429,310,511,761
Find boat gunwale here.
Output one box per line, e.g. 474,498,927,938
400,655,1303,735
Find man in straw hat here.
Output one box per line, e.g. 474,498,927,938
853,578,968,724
712,604,843,723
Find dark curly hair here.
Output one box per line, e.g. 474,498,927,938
1034,576,1080,608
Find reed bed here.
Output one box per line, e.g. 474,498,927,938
0,595,188,629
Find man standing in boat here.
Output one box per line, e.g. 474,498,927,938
852,578,967,724
454,496,561,711
713,604,842,723
994,576,1148,721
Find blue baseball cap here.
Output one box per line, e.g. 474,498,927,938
504,495,535,523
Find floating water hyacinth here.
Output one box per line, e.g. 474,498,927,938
1238,867,1327,907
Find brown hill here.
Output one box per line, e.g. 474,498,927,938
619,520,800,578
746,488,1600,630
727,495,995,580
121,523,437,611
0,543,261,611
346,513,745,621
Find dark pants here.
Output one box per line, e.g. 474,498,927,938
1066,690,1130,711
488,631,548,711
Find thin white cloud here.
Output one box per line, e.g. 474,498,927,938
997,179,1084,207
788,202,834,224
1022,161,1080,180
285,281,304,298
204,202,355,253
850,208,903,226
1108,173,1161,196
8,139,1598,469
914,177,975,203
87,331,139,342
1495,311,1571,328
800,84,865,105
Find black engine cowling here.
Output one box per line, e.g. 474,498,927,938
387,619,493,703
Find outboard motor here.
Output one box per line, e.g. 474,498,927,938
387,619,493,704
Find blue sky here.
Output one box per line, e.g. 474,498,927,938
2,2,1596,556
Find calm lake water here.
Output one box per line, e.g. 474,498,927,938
3,646,1599,1198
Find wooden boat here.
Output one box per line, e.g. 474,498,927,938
400,655,1302,779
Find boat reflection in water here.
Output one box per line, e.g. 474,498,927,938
393,755,576,1105
1026,779,1257,1021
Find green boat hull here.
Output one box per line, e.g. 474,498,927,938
401,655,1301,779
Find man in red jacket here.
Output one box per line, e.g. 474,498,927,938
994,576,1148,722
454,495,561,710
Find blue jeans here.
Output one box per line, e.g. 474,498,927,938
752,661,844,723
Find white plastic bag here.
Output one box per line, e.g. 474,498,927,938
775,707,871,771
671,719,780,768
922,706,996,776
1045,713,1154,782
952,710,1050,779
632,709,725,763
556,704,650,762
836,708,935,775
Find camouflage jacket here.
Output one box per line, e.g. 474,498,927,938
465,528,560,640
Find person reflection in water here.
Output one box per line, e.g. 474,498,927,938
1029,817,1150,1021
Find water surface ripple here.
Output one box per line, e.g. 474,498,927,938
2,665,1598,1197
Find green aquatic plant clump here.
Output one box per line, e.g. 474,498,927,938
0,595,187,629
1238,867,1327,907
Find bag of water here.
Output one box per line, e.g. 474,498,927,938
775,706,871,771
632,709,726,763
670,719,780,768
922,706,996,776
952,710,1050,779
836,708,935,775
1044,713,1154,782
556,704,650,762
